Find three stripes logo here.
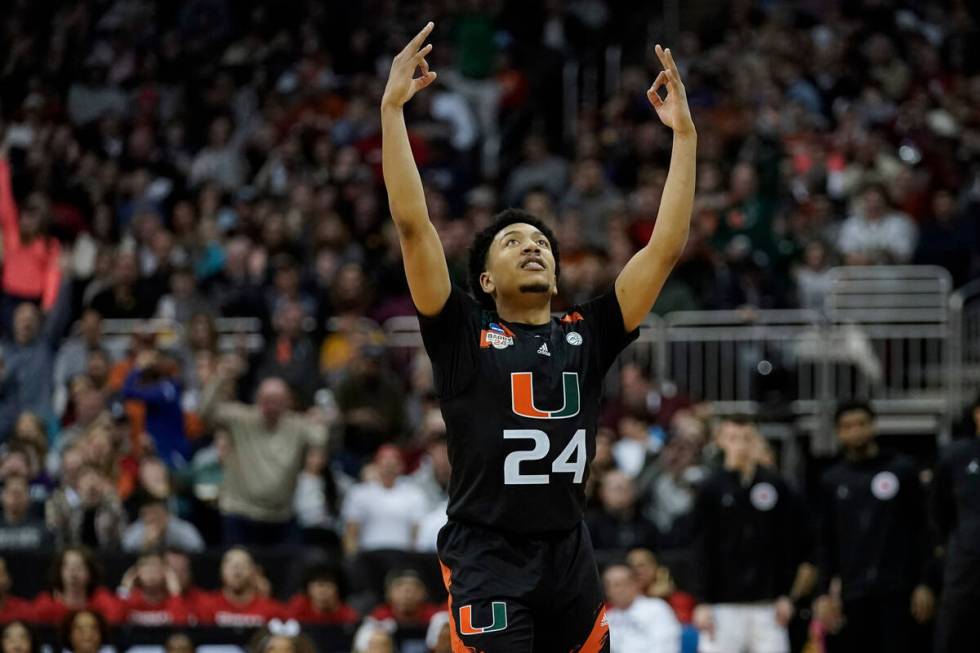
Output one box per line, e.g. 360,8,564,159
459,602,508,635
510,372,580,419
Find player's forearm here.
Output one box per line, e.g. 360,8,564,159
647,130,696,258
381,103,430,236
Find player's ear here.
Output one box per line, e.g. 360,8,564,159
480,271,495,295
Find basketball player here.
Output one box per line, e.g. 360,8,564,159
381,22,695,651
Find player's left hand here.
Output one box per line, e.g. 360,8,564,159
647,44,695,136
910,584,935,623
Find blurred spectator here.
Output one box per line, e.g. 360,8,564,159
814,401,934,653
118,551,189,626
32,546,123,625
604,364,692,434
200,361,326,546
425,612,451,653
58,609,109,653
3,297,72,421
155,266,213,324
560,158,624,249
932,393,980,653
0,475,51,550
0,354,20,443
586,470,658,552
285,563,359,625
692,416,810,653
343,446,428,555
354,629,395,653
603,563,681,653
0,620,35,653
354,570,440,650
410,431,451,509
613,415,661,478
636,411,708,548
792,240,834,311
837,184,917,265
0,558,32,621
247,627,316,653
121,497,204,554
0,156,62,328
503,135,569,206
46,465,127,550
163,549,209,618
292,446,345,548
52,309,107,417
88,251,156,320
913,188,976,288
335,344,407,464
163,634,193,653
627,548,696,624
121,348,189,469
254,301,320,410
197,548,286,627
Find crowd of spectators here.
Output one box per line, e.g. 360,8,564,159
1,0,980,651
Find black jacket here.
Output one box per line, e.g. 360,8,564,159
693,466,809,603
933,437,980,598
818,449,929,601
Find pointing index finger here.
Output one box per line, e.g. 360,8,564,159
407,21,435,53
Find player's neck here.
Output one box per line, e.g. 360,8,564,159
494,298,551,326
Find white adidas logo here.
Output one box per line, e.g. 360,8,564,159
537,343,551,356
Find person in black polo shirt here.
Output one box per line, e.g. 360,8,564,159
932,393,980,653
692,415,811,653
815,400,934,653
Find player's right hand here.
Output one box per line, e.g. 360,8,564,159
382,22,437,109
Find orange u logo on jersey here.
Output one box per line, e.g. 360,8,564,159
510,372,580,419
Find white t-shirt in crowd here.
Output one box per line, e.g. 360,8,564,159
342,478,429,551
607,596,682,653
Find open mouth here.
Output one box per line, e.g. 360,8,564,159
521,257,546,271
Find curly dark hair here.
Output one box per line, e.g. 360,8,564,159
467,209,561,311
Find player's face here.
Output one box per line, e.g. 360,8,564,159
836,409,875,450
482,223,557,307
602,566,638,610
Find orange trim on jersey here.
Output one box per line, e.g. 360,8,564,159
510,372,549,418
574,605,609,653
561,311,584,323
439,560,474,653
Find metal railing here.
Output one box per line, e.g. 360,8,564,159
98,266,972,452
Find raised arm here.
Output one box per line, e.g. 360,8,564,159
381,22,451,317
614,45,696,332
0,156,22,252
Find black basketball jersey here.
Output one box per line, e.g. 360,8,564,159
418,286,638,534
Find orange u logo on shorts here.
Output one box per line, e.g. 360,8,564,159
458,601,508,634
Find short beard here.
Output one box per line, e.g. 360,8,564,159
518,283,551,295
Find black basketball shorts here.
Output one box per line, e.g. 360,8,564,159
437,519,609,653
